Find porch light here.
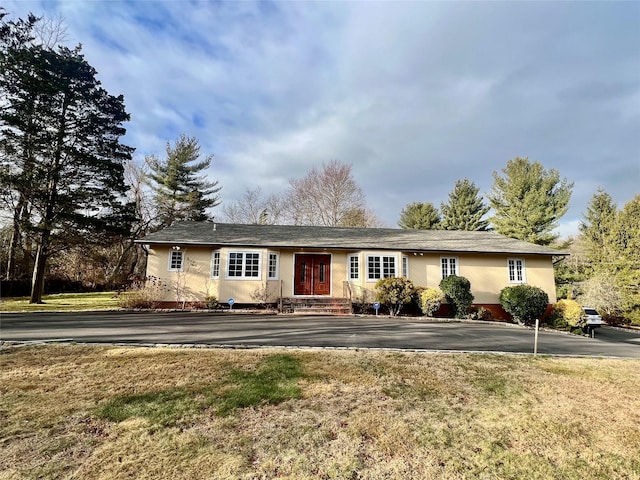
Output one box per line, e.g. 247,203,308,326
172,245,181,251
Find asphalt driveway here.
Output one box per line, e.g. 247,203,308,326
1,311,639,358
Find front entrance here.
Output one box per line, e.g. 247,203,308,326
294,254,331,295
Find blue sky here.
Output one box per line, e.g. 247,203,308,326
5,0,639,236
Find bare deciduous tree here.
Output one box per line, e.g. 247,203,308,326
33,13,68,48
221,187,288,225
287,160,368,227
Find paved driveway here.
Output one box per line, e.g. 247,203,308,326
1,311,639,358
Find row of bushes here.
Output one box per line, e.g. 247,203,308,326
374,276,553,323
374,276,478,318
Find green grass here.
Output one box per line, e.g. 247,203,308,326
0,291,121,312
218,354,303,415
96,354,304,424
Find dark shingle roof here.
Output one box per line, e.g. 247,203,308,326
137,222,567,256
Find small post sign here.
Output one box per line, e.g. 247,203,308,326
228,298,235,310
373,302,380,316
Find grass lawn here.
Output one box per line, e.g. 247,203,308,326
0,291,121,312
1,345,639,480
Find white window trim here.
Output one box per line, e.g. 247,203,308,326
402,255,409,278
226,250,262,280
267,252,279,280
211,250,221,279
366,254,399,282
168,250,184,272
348,253,360,281
440,256,459,279
508,258,526,283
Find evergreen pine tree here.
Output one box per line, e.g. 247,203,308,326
578,188,618,269
488,157,573,245
1,21,134,302
440,178,490,231
146,134,221,228
398,202,441,229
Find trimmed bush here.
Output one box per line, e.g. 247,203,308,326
553,299,585,327
419,287,445,317
499,285,549,325
205,295,219,310
375,277,415,316
439,275,474,318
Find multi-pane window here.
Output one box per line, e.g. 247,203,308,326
508,258,525,283
348,254,359,280
367,255,396,280
211,251,220,278
441,257,458,278
227,251,261,278
168,250,184,271
402,255,409,278
268,252,279,280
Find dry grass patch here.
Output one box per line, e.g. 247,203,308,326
1,345,639,479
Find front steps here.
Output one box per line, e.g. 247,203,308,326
281,297,352,315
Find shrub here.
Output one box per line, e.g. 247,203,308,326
499,285,549,325
205,295,219,310
375,277,415,316
553,299,585,327
469,306,493,321
439,275,474,318
117,276,167,309
419,287,445,317
543,311,570,330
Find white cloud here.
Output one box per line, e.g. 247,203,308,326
3,0,639,229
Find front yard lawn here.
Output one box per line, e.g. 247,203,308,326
0,291,120,312
1,345,639,479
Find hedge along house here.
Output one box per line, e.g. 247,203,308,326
136,222,566,317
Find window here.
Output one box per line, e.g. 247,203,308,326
348,254,360,280
168,250,184,271
211,251,220,278
508,258,525,283
402,255,409,278
268,252,279,280
441,257,458,278
227,251,261,279
367,255,397,280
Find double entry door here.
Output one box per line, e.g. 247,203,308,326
294,254,331,295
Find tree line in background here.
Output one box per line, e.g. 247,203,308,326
0,10,637,323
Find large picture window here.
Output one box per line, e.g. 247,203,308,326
227,251,261,279
367,255,397,280
441,257,458,278
508,258,526,283
168,250,184,271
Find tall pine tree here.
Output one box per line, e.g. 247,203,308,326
146,134,221,229
440,178,490,231
488,157,572,245
1,15,134,302
579,188,617,270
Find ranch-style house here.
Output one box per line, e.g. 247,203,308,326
137,222,565,317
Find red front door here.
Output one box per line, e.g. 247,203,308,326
294,254,331,295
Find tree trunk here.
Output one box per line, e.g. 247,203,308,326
29,234,49,304
5,199,27,281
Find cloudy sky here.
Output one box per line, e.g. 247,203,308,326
5,0,640,236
